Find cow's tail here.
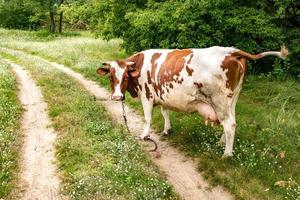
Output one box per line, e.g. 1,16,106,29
233,46,289,60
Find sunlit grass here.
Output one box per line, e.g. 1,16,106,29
0,28,299,200
0,59,22,198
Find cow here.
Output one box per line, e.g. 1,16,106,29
96,46,288,157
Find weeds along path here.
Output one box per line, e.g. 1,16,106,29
1,59,63,200
8,51,233,200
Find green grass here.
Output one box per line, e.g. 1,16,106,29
0,60,22,198
0,48,178,200
0,28,299,200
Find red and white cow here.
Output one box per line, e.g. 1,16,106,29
97,46,288,157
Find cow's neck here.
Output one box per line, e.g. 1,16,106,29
126,77,140,98
125,52,145,98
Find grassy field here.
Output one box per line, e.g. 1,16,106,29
0,29,299,200
0,44,178,199
0,59,22,198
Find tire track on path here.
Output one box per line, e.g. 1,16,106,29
1,58,63,200
1,48,233,200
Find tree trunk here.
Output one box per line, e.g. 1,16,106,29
58,0,64,33
50,11,55,32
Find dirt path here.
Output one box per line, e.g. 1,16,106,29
48,62,233,200
2,59,62,200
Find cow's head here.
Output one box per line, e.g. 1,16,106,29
97,60,140,101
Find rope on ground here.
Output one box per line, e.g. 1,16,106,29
121,101,158,152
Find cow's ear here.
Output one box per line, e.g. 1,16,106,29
97,68,109,76
97,62,110,76
126,61,139,77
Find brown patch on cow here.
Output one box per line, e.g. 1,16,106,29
186,65,194,76
116,60,127,68
194,82,208,98
221,55,244,91
151,53,162,67
119,70,130,95
109,67,119,94
194,82,203,88
158,49,192,83
169,83,173,88
125,53,144,97
144,83,152,100
151,53,162,97
177,78,184,84
146,70,151,84
187,53,193,64
227,93,234,98
151,49,192,99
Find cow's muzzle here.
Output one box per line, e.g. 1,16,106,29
111,95,125,101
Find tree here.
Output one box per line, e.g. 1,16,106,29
59,0,64,32
48,0,57,32
0,0,44,29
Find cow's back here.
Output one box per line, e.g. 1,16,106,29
136,47,239,112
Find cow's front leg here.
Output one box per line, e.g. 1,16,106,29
161,106,172,135
140,98,153,140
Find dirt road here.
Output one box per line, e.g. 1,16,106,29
3,59,62,200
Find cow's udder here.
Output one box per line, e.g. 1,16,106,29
196,102,218,123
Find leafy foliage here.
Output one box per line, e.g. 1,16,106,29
86,0,298,77
0,0,298,76
0,0,44,29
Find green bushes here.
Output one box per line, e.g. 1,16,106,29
90,0,299,77
1,0,298,76
124,1,280,51
0,0,45,29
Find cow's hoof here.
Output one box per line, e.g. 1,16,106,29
139,134,150,140
163,129,172,136
222,153,233,159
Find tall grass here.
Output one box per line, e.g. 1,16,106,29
0,28,299,200
0,59,22,198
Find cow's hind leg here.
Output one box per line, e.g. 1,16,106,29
220,76,243,155
212,97,236,157
220,115,236,157
218,133,226,146
140,98,153,140
161,106,172,135
219,91,240,147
